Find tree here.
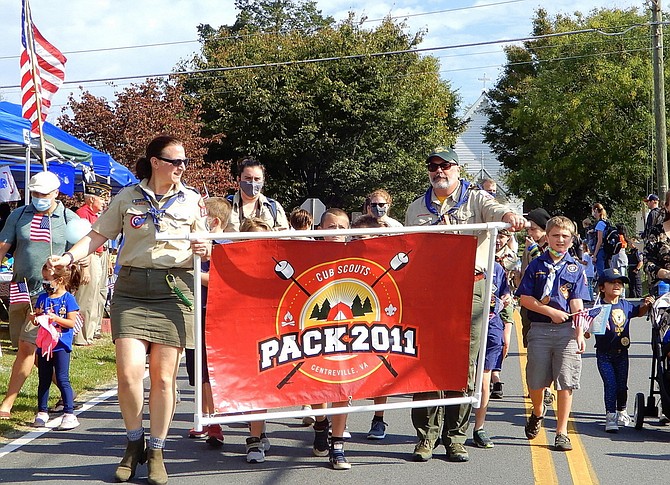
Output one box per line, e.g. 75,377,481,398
183,1,461,216
484,7,655,223
58,79,235,195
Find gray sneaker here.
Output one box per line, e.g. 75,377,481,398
473,429,494,449
554,433,572,451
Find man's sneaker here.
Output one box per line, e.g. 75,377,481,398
56,413,80,430
313,420,330,457
490,382,504,399
473,429,494,449
605,412,619,433
33,412,49,427
206,424,224,447
329,441,351,470
412,439,434,462
617,409,632,427
260,433,271,453
554,433,572,451
446,442,469,462
246,437,265,463
543,388,554,407
301,405,315,426
188,426,209,439
525,410,544,440
367,418,387,439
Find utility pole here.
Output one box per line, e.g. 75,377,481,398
652,0,669,196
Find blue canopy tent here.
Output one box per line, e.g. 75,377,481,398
0,102,137,194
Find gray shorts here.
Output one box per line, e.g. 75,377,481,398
525,321,581,391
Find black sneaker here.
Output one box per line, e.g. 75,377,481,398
554,433,572,451
490,382,503,399
313,419,329,457
525,411,544,440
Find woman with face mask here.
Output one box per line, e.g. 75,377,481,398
224,158,289,232
364,189,403,228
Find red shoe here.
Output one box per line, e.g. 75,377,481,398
188,425,209,439
206,424,224,447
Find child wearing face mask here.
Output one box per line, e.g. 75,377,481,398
31,263,82,430
365,189,403,228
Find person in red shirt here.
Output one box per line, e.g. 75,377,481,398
74,182,111,346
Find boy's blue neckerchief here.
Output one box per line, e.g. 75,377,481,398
423,179,472,225
135,186,182,232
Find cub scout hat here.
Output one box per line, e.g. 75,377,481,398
27,171,60,194
645,194,659,201
597,268,630,286
426,146,459,165
84,182,112,197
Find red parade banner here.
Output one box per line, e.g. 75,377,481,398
206,232,477,413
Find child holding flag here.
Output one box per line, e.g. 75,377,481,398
587,268,653,432
32,263,82,430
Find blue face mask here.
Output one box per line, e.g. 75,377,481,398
32,196,52,212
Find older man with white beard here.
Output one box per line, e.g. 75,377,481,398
405,147,525,463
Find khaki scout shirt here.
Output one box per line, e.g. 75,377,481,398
405,181,511,271
225,191,289,232
93,179,208,269
496,246,519,273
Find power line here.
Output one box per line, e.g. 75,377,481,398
363,0,531,23
0,22,656,90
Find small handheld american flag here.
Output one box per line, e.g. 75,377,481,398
29,213,51,243
10,281,31,305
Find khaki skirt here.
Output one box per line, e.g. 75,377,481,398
111,266,195,349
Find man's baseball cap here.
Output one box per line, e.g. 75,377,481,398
645,194,659,201
426,147,459,165
27,171,60,194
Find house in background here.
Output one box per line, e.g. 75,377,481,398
454,90,524,215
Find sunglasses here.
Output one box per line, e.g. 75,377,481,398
157,156,190,167
370,202,388,208
427,160,458,172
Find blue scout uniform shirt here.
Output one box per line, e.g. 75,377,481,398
515,251,590,323
35,291,79,352
594,299,640,353
488,262,510,347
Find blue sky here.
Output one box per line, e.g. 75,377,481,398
0,0,647,119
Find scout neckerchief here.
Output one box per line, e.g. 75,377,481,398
135,185,182,232
424,179,472,225
540,252,569,304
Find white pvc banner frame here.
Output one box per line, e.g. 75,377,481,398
158,222,509,431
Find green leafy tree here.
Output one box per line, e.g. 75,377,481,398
484,7,655,223
183,1,461,216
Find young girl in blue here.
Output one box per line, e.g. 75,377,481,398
594,268,653,433
32,263,82,430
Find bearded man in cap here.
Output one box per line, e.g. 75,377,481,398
74,182,111,345
0,171,79,419
405,147,526,462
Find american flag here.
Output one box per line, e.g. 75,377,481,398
72,311,84,335
573,309,595,332
10,282,31,305
20,0,67,134
30,213,51,242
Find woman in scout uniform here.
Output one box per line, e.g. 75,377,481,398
592,268,653,433
48,135,210,485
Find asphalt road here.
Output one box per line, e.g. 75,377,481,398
1,308,668,484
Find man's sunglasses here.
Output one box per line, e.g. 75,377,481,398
370,202,388,208
157,156,190,167
427,160,458,172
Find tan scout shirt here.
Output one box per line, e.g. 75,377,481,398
225,191,289,232
405,181,511,271
93,179,208,269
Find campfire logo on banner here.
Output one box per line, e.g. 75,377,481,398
265,254,415,388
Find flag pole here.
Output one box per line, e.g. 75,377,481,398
23,0,48,171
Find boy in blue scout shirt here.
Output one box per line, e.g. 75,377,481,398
516,216,590,452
